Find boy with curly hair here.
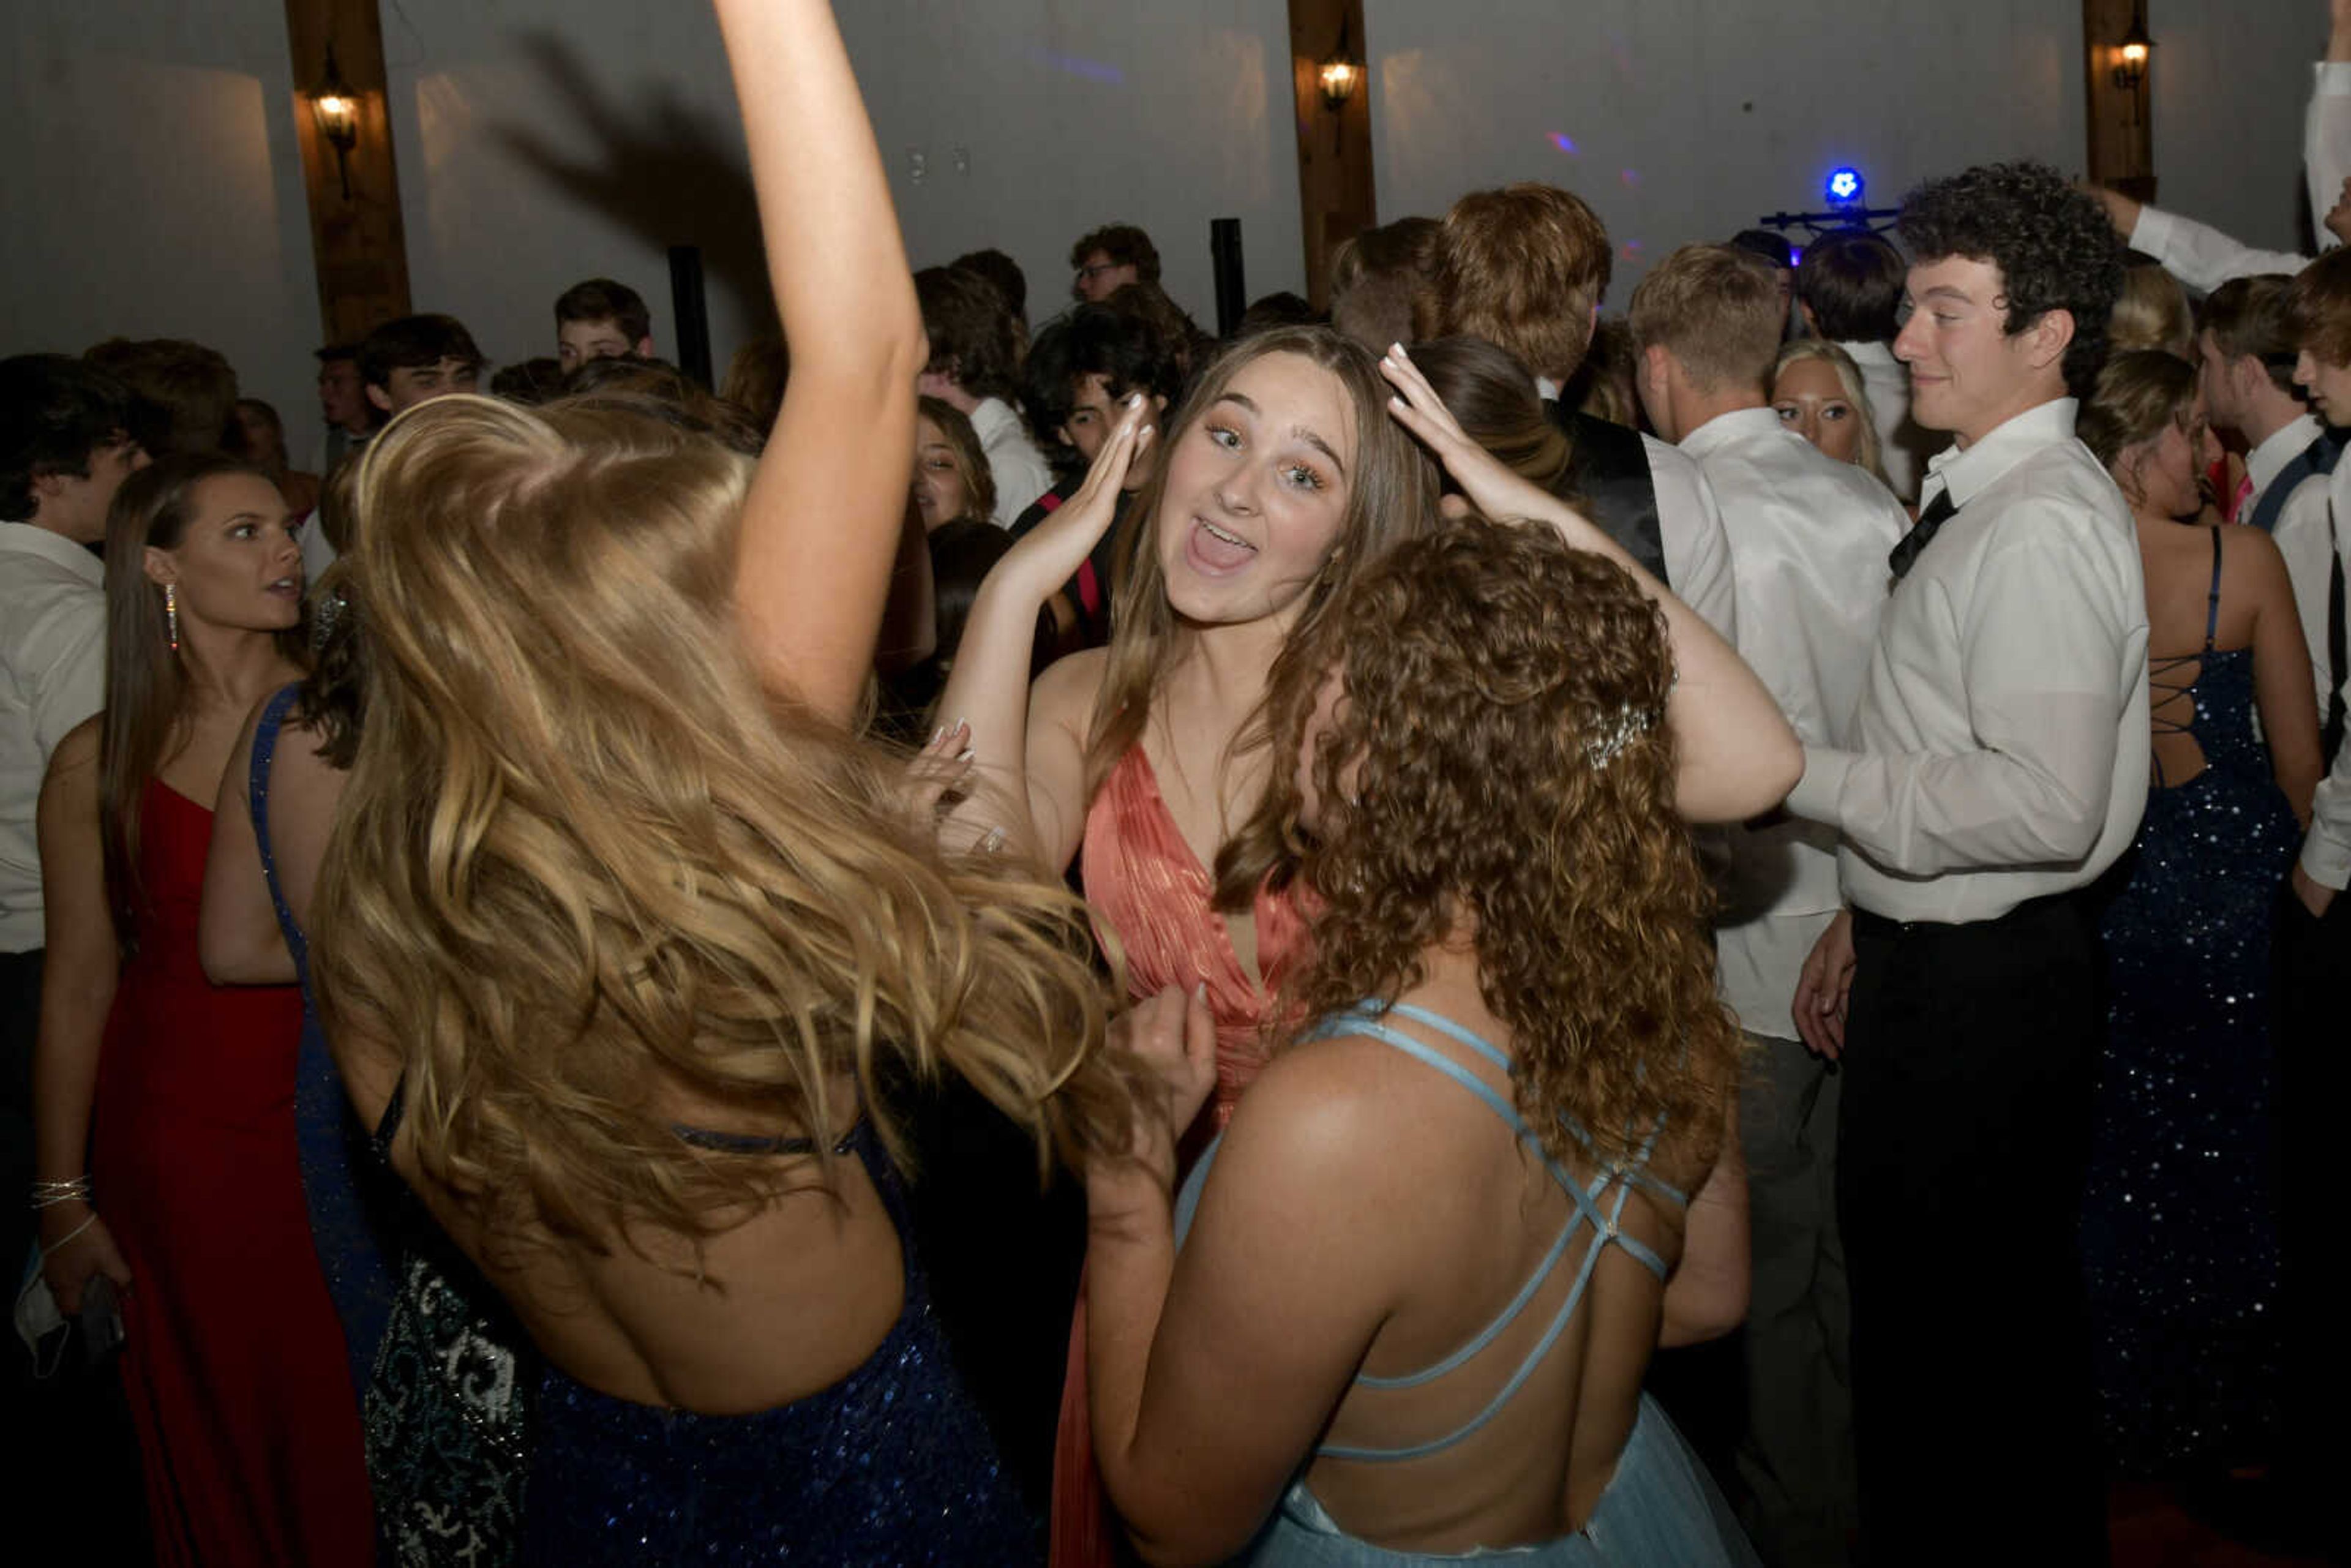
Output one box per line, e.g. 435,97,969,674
1787,160,2143,1562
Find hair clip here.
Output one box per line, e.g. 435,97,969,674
1586,703,1660,772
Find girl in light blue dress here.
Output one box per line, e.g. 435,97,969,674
1082,489,1763,1567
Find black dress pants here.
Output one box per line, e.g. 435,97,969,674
1839,897,2108,1566
2271,885,2350,1554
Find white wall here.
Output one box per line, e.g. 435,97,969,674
382,0,1302,374
1368,0,2089,302
0,0,2331,465
2151,0,2327,253
0,0,321,457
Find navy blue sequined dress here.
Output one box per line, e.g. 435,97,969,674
2083,530,2295,1474
513,1109,1040,1565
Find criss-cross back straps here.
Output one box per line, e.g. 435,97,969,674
2149,528,2227,787
1297,1003,1673,1464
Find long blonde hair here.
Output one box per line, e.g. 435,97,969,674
1074,326,1437,890
313,396,1133,1258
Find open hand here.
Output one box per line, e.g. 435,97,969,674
903,718,975,822
1379,342,1584,529
1000,393,1155,600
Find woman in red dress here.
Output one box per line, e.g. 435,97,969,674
32,451,372,1564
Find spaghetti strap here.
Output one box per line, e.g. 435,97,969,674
246,683,309,977
2203,525,2224,653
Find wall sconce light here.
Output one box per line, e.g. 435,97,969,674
2110,6,2151,94
1318,18,1361,114
312,45,361,199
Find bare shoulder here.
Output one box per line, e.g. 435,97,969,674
44,715,102,788
2219,522,2290,583
1215,1030,1479,1201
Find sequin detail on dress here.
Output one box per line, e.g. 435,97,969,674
2083,531,2293,1472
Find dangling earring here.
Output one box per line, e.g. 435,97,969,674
164,583,179,653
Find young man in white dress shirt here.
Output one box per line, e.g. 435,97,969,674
1632,244,1910,1568
2274,248,2351,1529
0,356,146,1297
2203,277,2341,717
1796,230,1937,504
1418,182,1739,641
1787,163,2144,1564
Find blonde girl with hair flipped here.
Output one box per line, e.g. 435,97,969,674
299,3,1136,1557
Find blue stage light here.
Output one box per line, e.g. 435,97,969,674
1826,167,1864,205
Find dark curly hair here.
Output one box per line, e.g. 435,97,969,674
916,266,1024,402
1897,160,2124,397
1258,518,1737,1172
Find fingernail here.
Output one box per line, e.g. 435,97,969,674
1390,342,1409,358
931,726,947,745
981,827,1007,853
951,716,967,733
1193,980,1208,1003
1128,392,1145,409
954,747,976,764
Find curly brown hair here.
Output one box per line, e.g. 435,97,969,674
1262,519,1736,1171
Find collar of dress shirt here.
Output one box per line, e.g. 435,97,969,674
1916,396,2079,511
1677,404,1786,462
0,519,105,586
1836,339,1899,369
2246,413,2323,499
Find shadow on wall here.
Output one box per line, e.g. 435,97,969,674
486,31,777,337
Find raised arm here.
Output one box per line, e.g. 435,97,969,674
2313,1,2351,244
1381,345,1802,823
934,399,1153,868
716,0,926,722
31,721,133,1314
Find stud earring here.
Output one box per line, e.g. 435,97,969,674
165,583,179,653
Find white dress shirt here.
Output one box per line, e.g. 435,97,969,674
1685,407,1908,1036
969,396,1054,529
2301,460,2351,891
1786,399,2151,923
1,521,107,951
1644,434,1740,643
2130,206,2309,294
1837,340,1933,504
2248,414,2337,724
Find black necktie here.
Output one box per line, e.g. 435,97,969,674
1889,488,1958,583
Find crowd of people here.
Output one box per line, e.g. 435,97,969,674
6,1,2351,1564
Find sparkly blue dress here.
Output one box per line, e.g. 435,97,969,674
2083,529,2296,1474
367,1055,1040,1563
1174,1002,1760,1566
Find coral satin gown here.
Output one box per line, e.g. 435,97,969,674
90,780,373,1566
1051,746,1313,1566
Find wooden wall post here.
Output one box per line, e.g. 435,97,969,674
1288,0,1377,311
2083,0,2156,201
282,0,411,346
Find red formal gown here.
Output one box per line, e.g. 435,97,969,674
89,781,373,1566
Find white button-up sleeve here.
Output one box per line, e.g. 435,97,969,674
2309,61,2351,249
2130,205,2310,294
2301,479,2351,890
1788,512,2141,877
1645,435,1738,643
21,583,106,757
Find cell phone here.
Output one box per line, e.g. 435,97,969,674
79,1274,125,1364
